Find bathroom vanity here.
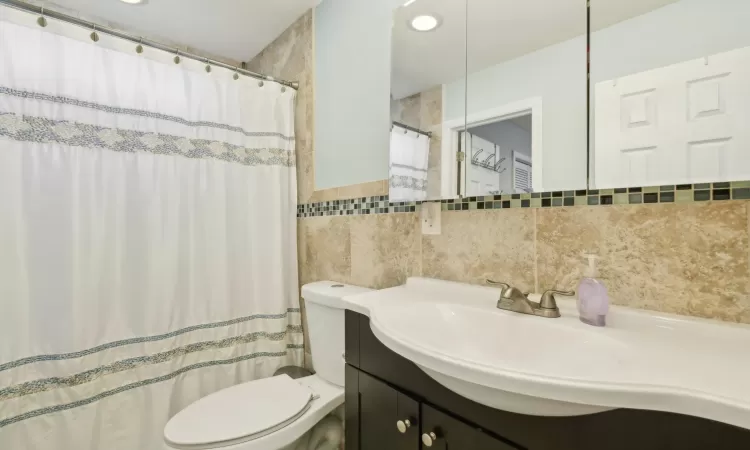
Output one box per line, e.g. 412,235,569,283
342,279,750,450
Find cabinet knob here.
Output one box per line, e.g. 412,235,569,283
396,419,411,433
422,431,438,447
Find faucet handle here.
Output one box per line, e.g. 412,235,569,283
486,280,510,296
540,289,575,309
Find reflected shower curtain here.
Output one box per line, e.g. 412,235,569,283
389,125,430,201
0,13,302,450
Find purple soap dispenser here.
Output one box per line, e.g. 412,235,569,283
577,254,609,327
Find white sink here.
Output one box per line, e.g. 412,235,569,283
341,277,750,429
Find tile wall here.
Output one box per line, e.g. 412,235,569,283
298,202,750,325
256,9,750,338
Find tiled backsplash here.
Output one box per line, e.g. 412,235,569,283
299,201,750,325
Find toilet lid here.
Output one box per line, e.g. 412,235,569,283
164,374,314,448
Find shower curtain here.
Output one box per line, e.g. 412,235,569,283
0,12,302,450
389,124,430,201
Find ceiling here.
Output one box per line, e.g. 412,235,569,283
468,115,532,146
38,0,320,63
510,115,532,132
392,0,679,99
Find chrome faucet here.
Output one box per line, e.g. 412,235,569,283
487,280,574,318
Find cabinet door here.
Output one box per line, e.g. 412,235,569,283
421,404,519,450
359,371,420,450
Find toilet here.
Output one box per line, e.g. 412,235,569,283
162,282,371,450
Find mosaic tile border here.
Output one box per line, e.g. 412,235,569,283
296,181,750,218
297,195,416,217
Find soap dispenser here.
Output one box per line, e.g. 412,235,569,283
577,254,609,327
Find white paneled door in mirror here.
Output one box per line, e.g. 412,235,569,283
591,0,750,189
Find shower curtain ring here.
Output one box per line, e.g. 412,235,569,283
90,25,99,42
233,67,239,80
136,38,144,54
205,59,212,73
173,49,181,64
37,7,47,27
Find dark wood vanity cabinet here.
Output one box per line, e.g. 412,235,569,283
421,404,519,450
345,310,750,450
354,368,515,450
359,371,420,450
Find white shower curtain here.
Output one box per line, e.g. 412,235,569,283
0,12,302,450
389,124,430,201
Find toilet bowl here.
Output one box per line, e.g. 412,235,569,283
162,282,371,450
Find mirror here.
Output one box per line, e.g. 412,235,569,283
461,0,588,197
590,0,750,190
390,0,467,201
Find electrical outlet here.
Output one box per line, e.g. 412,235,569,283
421,202,441,235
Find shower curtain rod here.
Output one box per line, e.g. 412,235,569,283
0,0,299,90
392,121,432,138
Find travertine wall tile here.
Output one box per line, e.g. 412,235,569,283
298,216,351,286
392,93,422,129
426,134,442,199
309,186,341,203
246,12,311,79
427,133,442,170
537,202,750,323
338,180,388,199
419,86,442,129
248,11,314,204
391,85,442,131
350,213,422,289
296,148,315,204
422,209,536,292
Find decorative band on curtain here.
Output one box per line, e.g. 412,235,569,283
0,10,301,450
0,310,303,428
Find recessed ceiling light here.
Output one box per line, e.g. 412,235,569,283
119,0,146,4
410,15,441,32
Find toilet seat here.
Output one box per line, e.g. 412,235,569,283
164,375,315,449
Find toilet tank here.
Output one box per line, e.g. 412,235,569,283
301,282,372,387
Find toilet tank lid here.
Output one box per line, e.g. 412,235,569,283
301,281,372,309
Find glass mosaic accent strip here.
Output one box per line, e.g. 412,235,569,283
297,181,750,218
297,195,417,218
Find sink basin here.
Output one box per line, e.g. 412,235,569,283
341,277,750,429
